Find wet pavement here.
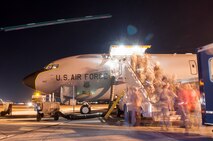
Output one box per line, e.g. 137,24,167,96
0,116,212,141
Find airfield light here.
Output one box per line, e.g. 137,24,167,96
27,102,33,107
199,80,204,86
110,45,151,56
34,91,41,97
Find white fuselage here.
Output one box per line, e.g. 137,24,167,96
27,53,198,102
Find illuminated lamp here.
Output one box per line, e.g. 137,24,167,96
110,45,151,56
199,80,204,86
34,91,41,97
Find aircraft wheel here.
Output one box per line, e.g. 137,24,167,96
54,113,59,121
80,105,91,114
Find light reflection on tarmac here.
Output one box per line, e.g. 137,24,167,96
0,104,212,141
9,104,109,116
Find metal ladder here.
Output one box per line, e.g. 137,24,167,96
104,92,125,119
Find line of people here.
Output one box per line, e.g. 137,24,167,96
177,83,201,129
127,54,202,129
124,86,143,126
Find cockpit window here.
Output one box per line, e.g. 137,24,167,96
44,63,59,70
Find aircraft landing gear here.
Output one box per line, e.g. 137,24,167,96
80,102,91,114
36,113,41,121
36,103,42,121
54,112,59,121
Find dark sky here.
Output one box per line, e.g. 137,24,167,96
0,0,213,102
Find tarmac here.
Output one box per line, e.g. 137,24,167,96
0,104,212,141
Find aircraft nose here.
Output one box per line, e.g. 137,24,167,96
23,71,41,89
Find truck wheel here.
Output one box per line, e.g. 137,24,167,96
1,111,7,116
80,105,91,114
37,113,42,121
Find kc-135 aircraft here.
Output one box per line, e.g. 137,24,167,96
1,14,199,114
22,50,198,114
23,52,198,99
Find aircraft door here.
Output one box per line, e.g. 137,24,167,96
189,60,197,75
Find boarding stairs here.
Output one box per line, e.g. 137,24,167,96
124,60,181,123
124,62,153,118
108,45,181,124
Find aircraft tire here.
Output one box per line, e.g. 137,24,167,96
80,105,91,114
54,113,59,121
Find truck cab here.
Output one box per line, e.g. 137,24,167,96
0,99,12,116
197,43,213,125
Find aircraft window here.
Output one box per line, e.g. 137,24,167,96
209,58,213,82
189,60,197,75
45,65,52,70
52,64,59,69
45,64,59,70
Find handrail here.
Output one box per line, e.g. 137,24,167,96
125,62,151,102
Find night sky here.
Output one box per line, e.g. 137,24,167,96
0,0,213,102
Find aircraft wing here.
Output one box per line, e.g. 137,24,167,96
1,14,112,32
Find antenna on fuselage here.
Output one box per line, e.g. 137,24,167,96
1,14,112,32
